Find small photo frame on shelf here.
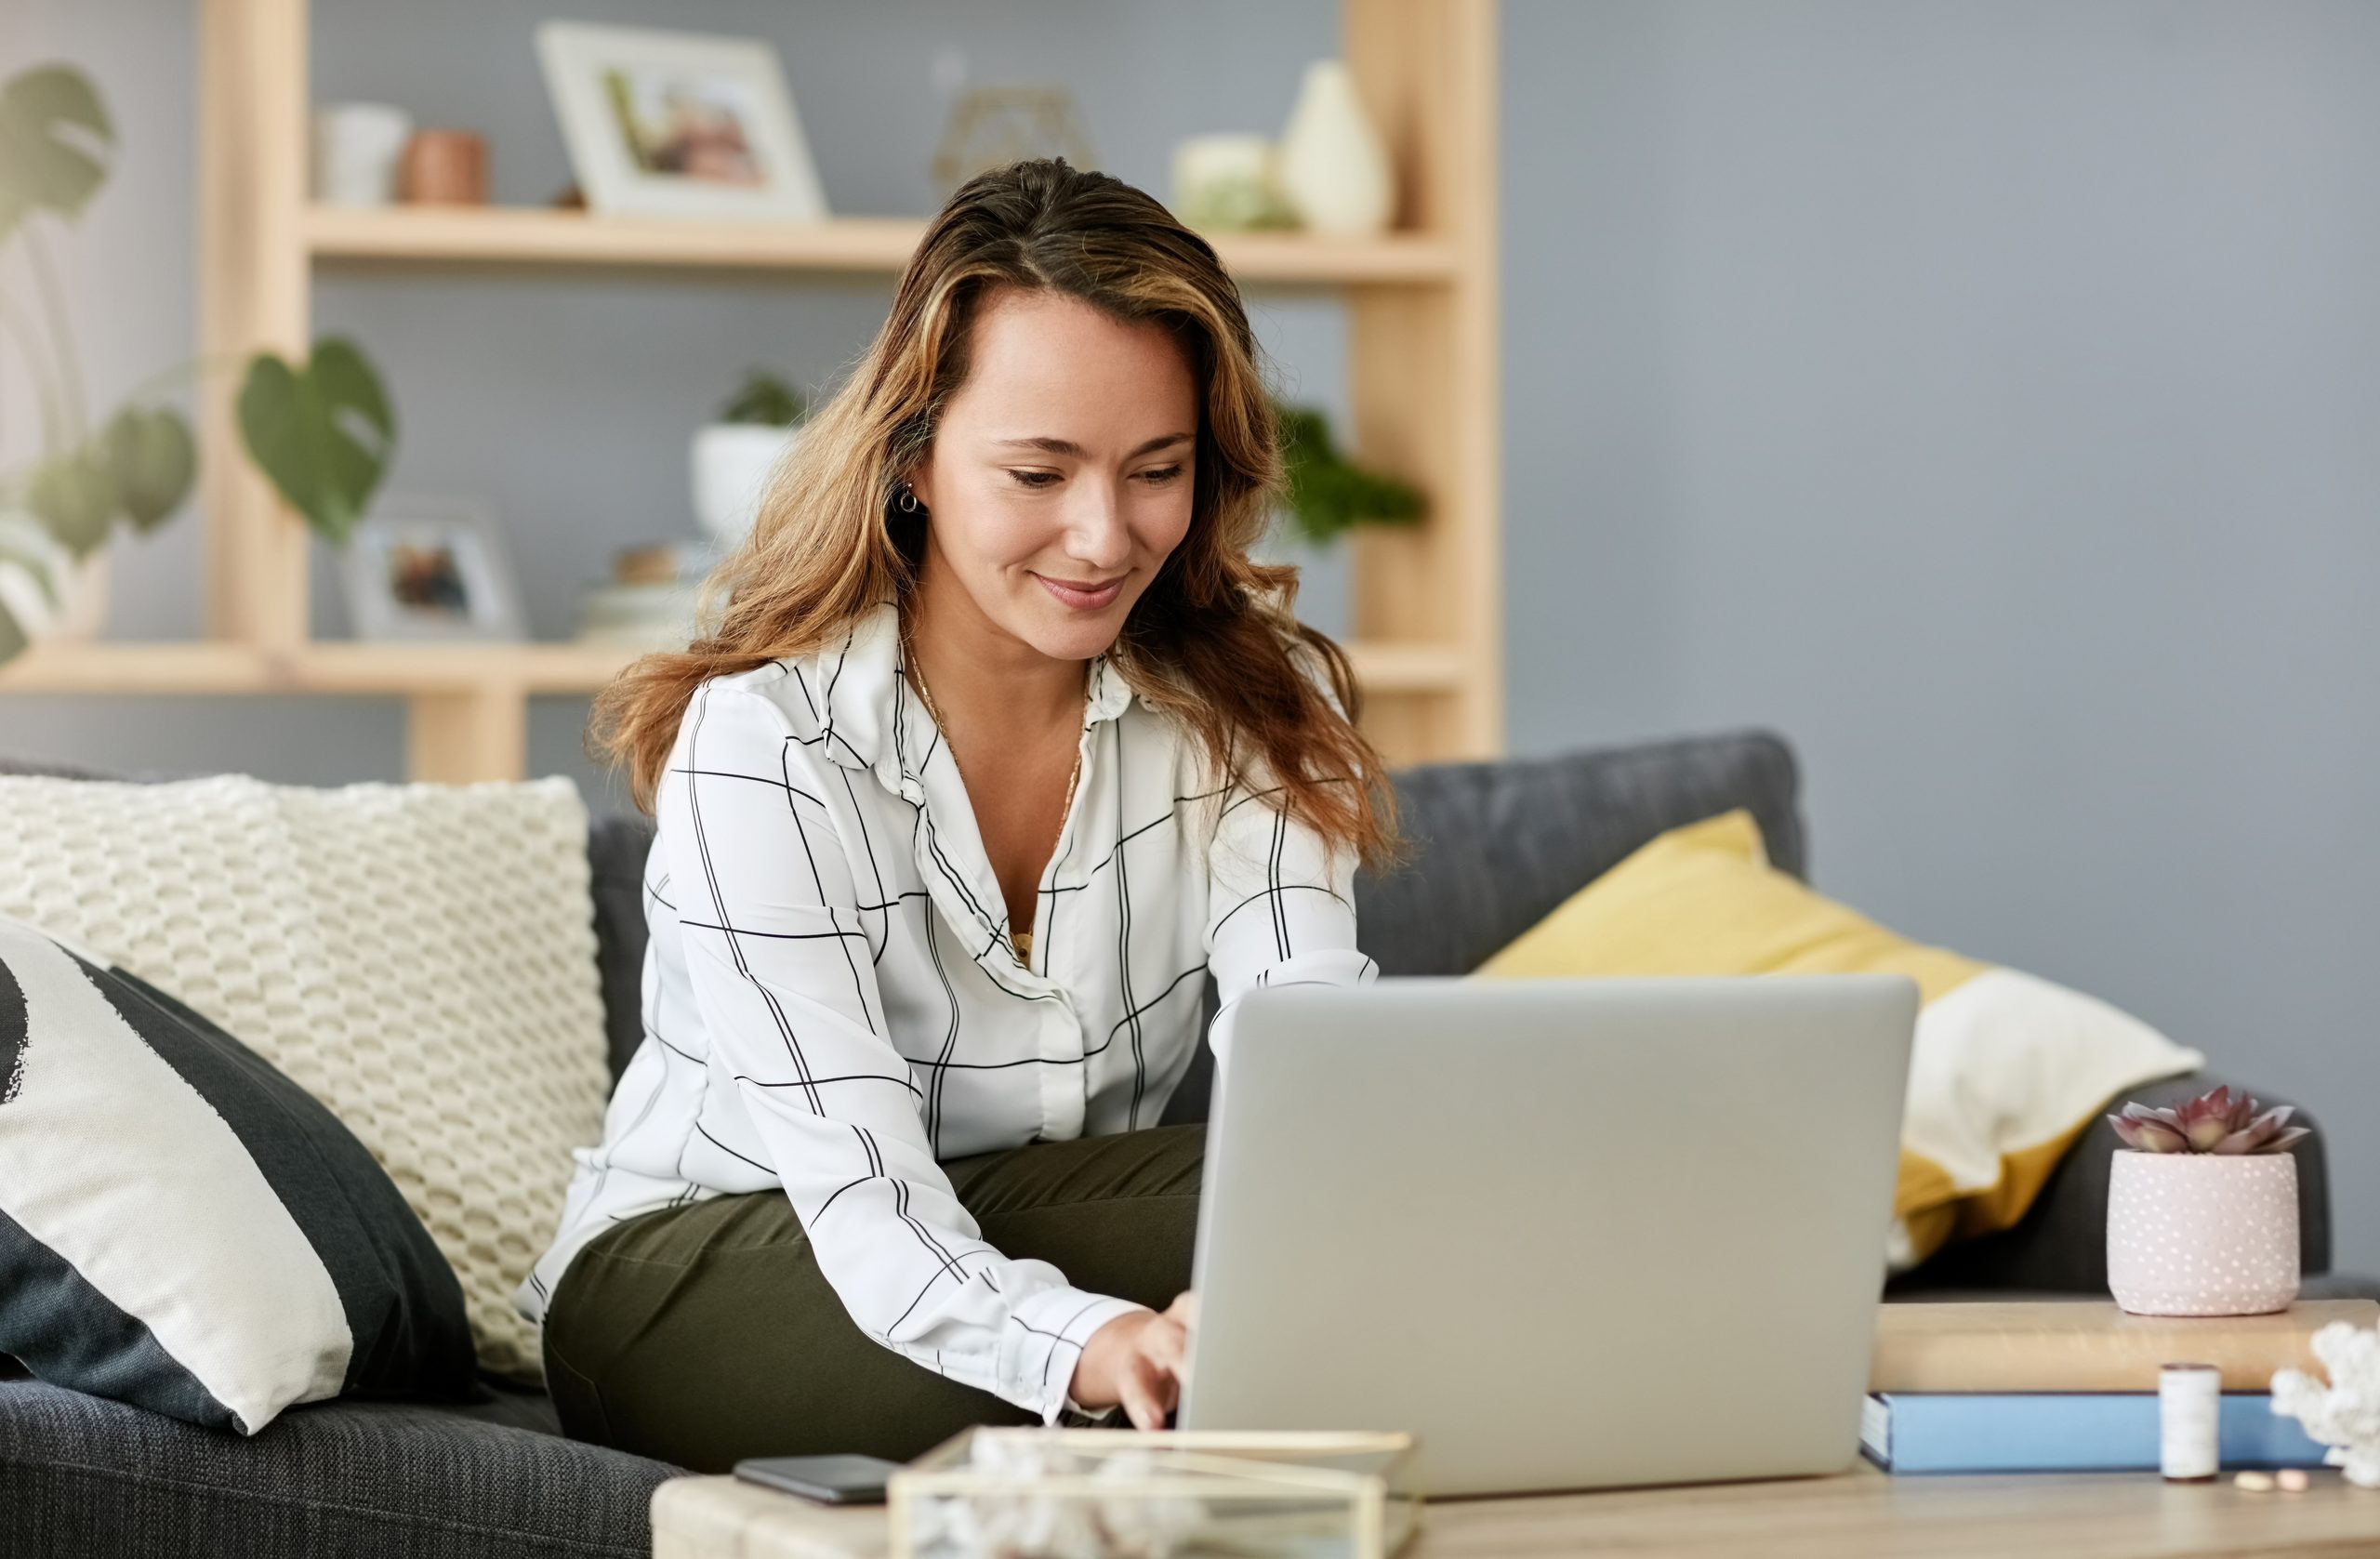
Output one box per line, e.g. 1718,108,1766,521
341,495,526,642
535,20,828,222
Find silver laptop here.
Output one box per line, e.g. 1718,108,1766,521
1178,974,1919,1497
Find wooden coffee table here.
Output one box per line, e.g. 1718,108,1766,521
653,1460,2380,1557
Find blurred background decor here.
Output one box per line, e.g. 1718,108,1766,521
535,20,826,222
692,366,807,550
341,494,523,643
1170,133,1298,231
233,336,396,548
311,100,411,205
932,86,1095,198
572,539,710,652
397,127,490,205
1275,59,1392,235
0,1,1496,822
0,60,395,664
1273,400,1424,546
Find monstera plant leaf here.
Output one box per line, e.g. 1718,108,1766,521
0,64,115,242
24,444,115,558
100,403,197,531
235,337,395,546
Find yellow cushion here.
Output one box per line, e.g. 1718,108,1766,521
1475,809,2202,1269
1479,809,1986,1001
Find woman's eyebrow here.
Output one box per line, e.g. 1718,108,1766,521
992,432,1195,457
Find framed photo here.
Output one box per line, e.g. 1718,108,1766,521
535,20,829,222
341,495,526,643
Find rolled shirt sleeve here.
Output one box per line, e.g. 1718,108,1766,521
662,680,1143,1422
1200,653,1381,1075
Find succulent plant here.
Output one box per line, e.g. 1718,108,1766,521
2109,1084,2310,1156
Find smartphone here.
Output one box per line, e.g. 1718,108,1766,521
733,1453,903,1506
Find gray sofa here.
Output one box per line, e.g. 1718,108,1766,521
0,731,2360,1557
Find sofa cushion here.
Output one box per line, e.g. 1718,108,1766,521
0,914,474,1433
1353,729,1806,977
588,812,659,1087
0,1371,674,1559
0,770,612,1382
1474,807,2208,1273
0,753,660,1098
1157,729,1808,1126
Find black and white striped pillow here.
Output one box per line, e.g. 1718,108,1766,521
0,913,475,1433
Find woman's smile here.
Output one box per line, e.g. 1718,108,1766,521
1032,571,1128,612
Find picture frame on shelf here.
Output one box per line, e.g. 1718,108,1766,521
341,495,526,643
535,20,828,222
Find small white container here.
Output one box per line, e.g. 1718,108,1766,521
311,102,413,206
2159,1362,2221,1482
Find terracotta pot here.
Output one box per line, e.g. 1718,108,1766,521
400,129,488,205
2107,1150,2298,1316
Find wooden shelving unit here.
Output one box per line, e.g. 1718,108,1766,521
306,204,1466,284
0,638,1468,698
2,0,1501,783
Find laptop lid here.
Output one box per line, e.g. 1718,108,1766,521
1179,974,1918,1497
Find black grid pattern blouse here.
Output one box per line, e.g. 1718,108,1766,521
518,602,1374,1420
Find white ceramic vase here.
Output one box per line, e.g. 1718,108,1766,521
691,423,800,548
2106,1150,2299,1316
1276,59,1393,236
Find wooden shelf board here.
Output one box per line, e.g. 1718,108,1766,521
1,639,1469,697
304,205,1461,285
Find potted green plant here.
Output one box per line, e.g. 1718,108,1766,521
0,61,396,662
2105,1085,2310,1317
692,368,808,548
1272,400,1423,546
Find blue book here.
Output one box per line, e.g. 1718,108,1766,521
1861,1393,2330,1473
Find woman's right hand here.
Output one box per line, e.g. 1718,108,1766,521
1068,1291,1197,1429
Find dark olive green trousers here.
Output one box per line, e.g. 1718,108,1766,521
542,1123,1205,1472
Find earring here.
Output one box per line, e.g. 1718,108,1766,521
896,483,920,514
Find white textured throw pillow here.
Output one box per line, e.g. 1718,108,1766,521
0,773,610,1381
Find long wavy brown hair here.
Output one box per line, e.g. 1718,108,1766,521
589,156,1396,863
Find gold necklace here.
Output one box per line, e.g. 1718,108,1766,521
900,614,1086,966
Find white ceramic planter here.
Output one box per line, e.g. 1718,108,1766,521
2106,1150,2299,1316
51,548,110,640
691,422,800,548
0,510,103,644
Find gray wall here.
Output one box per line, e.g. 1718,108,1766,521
4,2,2374,1273
1507,0,2380,1272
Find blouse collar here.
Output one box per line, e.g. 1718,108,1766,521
806,600,1139,799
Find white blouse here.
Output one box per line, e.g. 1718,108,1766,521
517,601,1376,1421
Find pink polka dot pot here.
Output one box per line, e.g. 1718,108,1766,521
2107,1150,2299,1316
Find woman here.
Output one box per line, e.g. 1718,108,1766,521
520,157,1395,1473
